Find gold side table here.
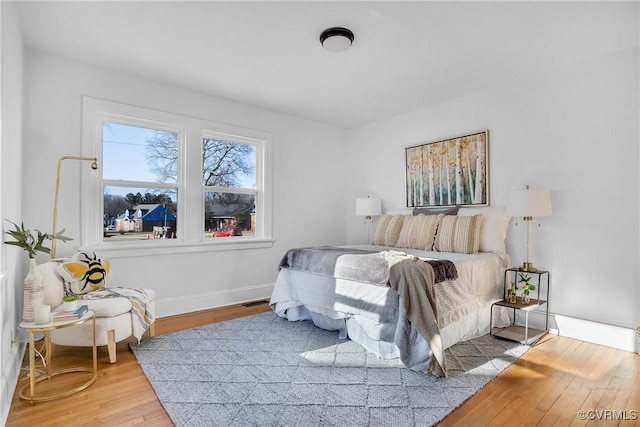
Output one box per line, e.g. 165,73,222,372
19,310,97,402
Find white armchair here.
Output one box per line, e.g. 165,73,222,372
37,259,156,363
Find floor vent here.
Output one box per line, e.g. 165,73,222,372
242,299,269,307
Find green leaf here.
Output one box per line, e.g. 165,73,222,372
3,241,25,248
52,228,73,243
3,219,74,259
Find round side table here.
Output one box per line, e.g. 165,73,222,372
19,310,98,402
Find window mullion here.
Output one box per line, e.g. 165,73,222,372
182,125,204,242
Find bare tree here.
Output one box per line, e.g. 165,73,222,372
146,131,178,183
104,194,130,218
145,132,255,188
202,138,254,187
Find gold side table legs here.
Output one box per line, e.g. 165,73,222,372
19,313,98,402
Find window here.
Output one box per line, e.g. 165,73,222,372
102,122,180,241
81,97,272,256
202,134,259,239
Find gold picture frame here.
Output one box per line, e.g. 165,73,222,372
405,130,489,208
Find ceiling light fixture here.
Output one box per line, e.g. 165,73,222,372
320,27,354,53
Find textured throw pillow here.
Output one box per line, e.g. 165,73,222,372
372,215,391,245
397,214,443,250
57,251,111,295
372,214,405,247
37,260,65,307
434,214,484,254
412,206,460,216
458,206,510,253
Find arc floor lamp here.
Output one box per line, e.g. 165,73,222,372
50,156,98,259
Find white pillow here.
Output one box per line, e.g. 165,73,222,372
458,206,510,253
37,260,65,307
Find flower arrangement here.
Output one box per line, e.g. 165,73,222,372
518,273,536,302
3,220,72,259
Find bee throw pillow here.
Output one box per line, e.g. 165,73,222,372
57,251,111,295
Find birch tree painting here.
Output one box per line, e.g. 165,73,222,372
405,130,489,207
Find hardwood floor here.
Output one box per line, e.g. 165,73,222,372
6,303,639,426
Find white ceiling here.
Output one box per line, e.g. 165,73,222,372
15,1,639,129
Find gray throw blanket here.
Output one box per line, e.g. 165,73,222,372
278,246,458,284
278,246,389,284
386,253,447,376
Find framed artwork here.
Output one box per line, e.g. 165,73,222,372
405,130,489,208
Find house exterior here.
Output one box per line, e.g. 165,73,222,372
115,204,177,235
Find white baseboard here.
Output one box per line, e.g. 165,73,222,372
155,283,275,318
554,314,639,353
506,309,637,353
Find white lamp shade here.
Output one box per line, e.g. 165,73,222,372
506,188,552,217
355,197,381,217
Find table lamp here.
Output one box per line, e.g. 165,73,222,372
506,185,552,272
355,196,381,244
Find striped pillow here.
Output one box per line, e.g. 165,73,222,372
434,214,483,254
397,214,443,250
372,214,405,247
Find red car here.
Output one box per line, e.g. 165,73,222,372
214,227,242,237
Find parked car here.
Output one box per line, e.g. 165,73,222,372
214,226,242,237
104,225,116,237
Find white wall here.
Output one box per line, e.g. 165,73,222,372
346,47,639,331
0,2,25,423
22,50,348,316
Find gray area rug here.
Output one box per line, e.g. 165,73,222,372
130,312,528,426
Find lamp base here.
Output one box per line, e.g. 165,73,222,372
519,262,538,272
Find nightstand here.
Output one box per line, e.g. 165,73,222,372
490,268,550,345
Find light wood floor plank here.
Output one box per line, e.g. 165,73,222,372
6,303,639,427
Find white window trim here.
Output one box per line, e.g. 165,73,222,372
81,97,273,258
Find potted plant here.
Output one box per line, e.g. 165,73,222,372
3,220,72,321
62,295,78,312
518,273,536,304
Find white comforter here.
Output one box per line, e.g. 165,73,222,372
270,245,510,374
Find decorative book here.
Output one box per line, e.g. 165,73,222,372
53,304,89,321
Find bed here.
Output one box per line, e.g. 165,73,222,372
269,206,511,377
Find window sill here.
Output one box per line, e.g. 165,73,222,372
79,238,274,259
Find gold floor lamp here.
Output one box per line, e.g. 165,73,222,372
50,156,98,259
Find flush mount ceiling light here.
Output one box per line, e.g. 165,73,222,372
320,27,354,52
